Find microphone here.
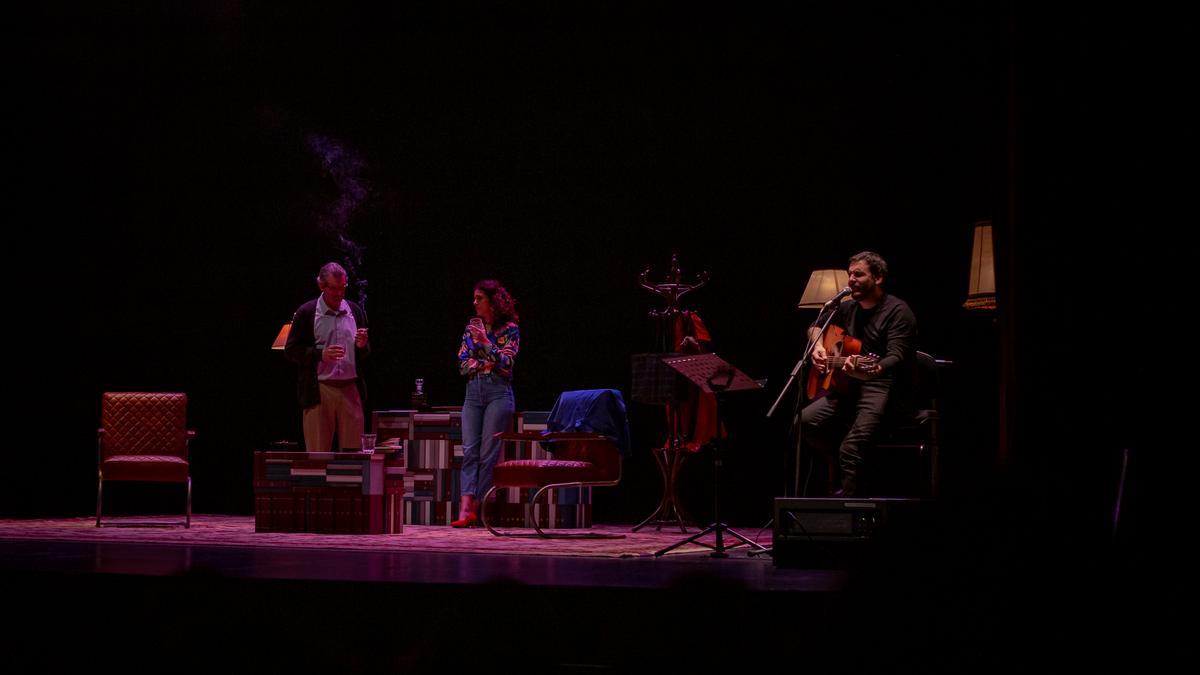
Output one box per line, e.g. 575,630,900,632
822,287,853,307
798,287,853,310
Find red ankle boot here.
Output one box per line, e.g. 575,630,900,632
450,496,477,528
450,511,477,528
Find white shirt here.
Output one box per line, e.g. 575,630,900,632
313,295,358,381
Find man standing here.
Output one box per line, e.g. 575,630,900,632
285,262,370,451
801,251,917,496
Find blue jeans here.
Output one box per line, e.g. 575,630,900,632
460,374,515,498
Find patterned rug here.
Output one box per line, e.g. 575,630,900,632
0,515,773,558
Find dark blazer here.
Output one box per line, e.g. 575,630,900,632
284,298,370,409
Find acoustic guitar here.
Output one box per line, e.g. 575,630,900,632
805,324,879,399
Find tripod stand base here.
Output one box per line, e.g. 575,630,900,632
654,521,768,557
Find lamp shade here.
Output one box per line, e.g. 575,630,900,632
964,221,996,310
271,323,292,350
797,269,850,308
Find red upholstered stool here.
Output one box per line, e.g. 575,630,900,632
481,431,624,538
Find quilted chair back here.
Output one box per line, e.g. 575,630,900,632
100,392,189,460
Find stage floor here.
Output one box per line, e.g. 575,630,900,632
0,514,843,592
3,514,1123,672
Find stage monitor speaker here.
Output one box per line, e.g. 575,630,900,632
772,497,934,568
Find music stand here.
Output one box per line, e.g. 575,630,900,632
654,353,768,557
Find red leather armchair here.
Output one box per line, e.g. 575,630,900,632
96,392,195,527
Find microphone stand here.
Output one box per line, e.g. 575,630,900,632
788,304,842,495
751,301,842,558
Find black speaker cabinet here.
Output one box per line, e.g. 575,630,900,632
772,497,934,568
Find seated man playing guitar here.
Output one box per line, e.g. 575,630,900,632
800,251,917,497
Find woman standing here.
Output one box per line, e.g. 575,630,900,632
452,280,520,527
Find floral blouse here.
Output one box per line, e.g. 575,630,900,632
458,321,520,380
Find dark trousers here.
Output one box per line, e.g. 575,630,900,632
800,380,893,495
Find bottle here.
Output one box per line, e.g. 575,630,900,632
411,378,427,410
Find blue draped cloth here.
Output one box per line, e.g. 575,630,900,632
545,389,631,456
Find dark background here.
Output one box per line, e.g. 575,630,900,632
8,2,1167,555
